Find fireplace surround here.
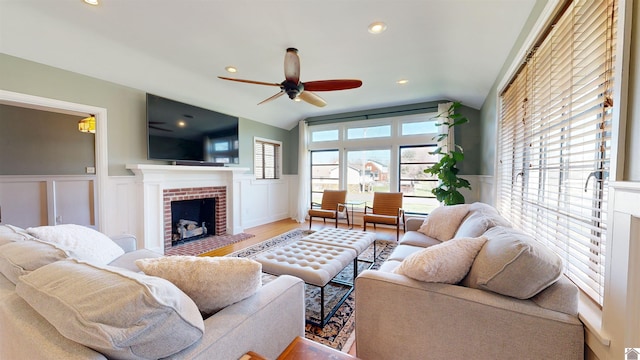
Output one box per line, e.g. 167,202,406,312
126,164,248,254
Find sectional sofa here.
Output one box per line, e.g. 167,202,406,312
355,202,584,360
0,224,305,360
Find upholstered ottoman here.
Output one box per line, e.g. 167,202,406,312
254,240,357,326
301,228,377,262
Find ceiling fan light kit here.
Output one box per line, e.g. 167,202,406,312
218,47,362,107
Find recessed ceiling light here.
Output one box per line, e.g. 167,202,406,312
225,66,238,73
294,97,302,102
177,120,186,127
83,0,99,5
368,22,387,34
396,79,409,85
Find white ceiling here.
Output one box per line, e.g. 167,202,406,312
0,0,537,130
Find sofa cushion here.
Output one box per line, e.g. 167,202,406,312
0,239,71,284
393,236,487,284
136,256,262,314
108,248,163,272
0,224,34,246
417,204,470,241
397,230,442,248
26,224,124,265
16,259,204,360
454,202,512,238
464,226,563,299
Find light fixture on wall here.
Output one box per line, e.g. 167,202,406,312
78,115,96,133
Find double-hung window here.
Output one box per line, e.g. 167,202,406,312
254,138,281,180
497,0,617,305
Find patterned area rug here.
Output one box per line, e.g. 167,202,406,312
228,228,396,351
165,232,255,256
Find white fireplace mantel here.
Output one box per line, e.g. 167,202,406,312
126,164,250,253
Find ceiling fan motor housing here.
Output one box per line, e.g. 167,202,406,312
282,81,303,99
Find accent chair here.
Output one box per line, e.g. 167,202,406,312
308,190,349,229
363,192,405,241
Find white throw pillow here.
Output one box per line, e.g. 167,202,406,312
417,204,471,241
393,236,487,284
0,224,34,246
26,224,124,265
16,259,204,360
136,256,262,314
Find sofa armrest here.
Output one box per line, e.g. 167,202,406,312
109,234,137,253
355,270,583,360
405,216,425,231
170,275,305,360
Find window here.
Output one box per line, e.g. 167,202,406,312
254,138,281,180
308,113,439,214
497,0,617,305
400,145,440,214
310,150,340,204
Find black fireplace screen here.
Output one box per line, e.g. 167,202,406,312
170,198,216,245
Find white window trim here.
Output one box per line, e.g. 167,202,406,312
253,136,282,180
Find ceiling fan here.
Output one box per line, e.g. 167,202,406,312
218,48,362,107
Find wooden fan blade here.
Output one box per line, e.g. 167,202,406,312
284,48,300,84
258,91,285,105
298,91,327,107
303,79,363,91
218,76,281,87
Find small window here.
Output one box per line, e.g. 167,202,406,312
254,138,281,180
401,120,438,136
311,129,339,142
347,125,391,140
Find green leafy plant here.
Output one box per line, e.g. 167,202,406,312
424,101,471,205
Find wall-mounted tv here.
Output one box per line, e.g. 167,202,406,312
146,94,239,165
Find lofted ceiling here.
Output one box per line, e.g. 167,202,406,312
0,0,537,130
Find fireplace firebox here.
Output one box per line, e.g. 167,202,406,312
170,198,216,245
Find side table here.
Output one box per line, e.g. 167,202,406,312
277,336,359,360
340,201,365,229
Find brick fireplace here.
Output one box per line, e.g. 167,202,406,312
126,164,248,254
163,186,226,251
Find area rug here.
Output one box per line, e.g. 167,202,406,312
165,232,254,256
228,228,396,351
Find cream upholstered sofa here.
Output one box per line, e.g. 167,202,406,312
0,224,304,360
355,202,584,360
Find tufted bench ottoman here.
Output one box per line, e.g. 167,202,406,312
254,240,358,326
301,228,377,265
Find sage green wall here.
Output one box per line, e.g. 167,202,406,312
0,54,293,176
0,104,95,175
625,1,640,180
239,117,293,174
479,0,548,176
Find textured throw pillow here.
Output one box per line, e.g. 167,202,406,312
393,236,487,284
16,259,204,360
0,239,71,284
417,204,471,241
464,226,563,299
136,256,262,314
26,224,124,264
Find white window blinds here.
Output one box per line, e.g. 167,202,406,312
255,140,280,180
497,0,616,305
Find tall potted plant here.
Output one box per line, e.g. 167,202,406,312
424,101,471,205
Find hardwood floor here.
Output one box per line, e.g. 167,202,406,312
201,216,400,357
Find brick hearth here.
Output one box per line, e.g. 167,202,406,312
163,186,226,251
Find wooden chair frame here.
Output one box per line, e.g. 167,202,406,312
308,190,349,229
363,192,405,241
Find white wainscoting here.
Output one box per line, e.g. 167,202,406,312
101,171,294,251
0,175,97,229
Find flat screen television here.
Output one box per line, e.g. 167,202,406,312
146,93,239,165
